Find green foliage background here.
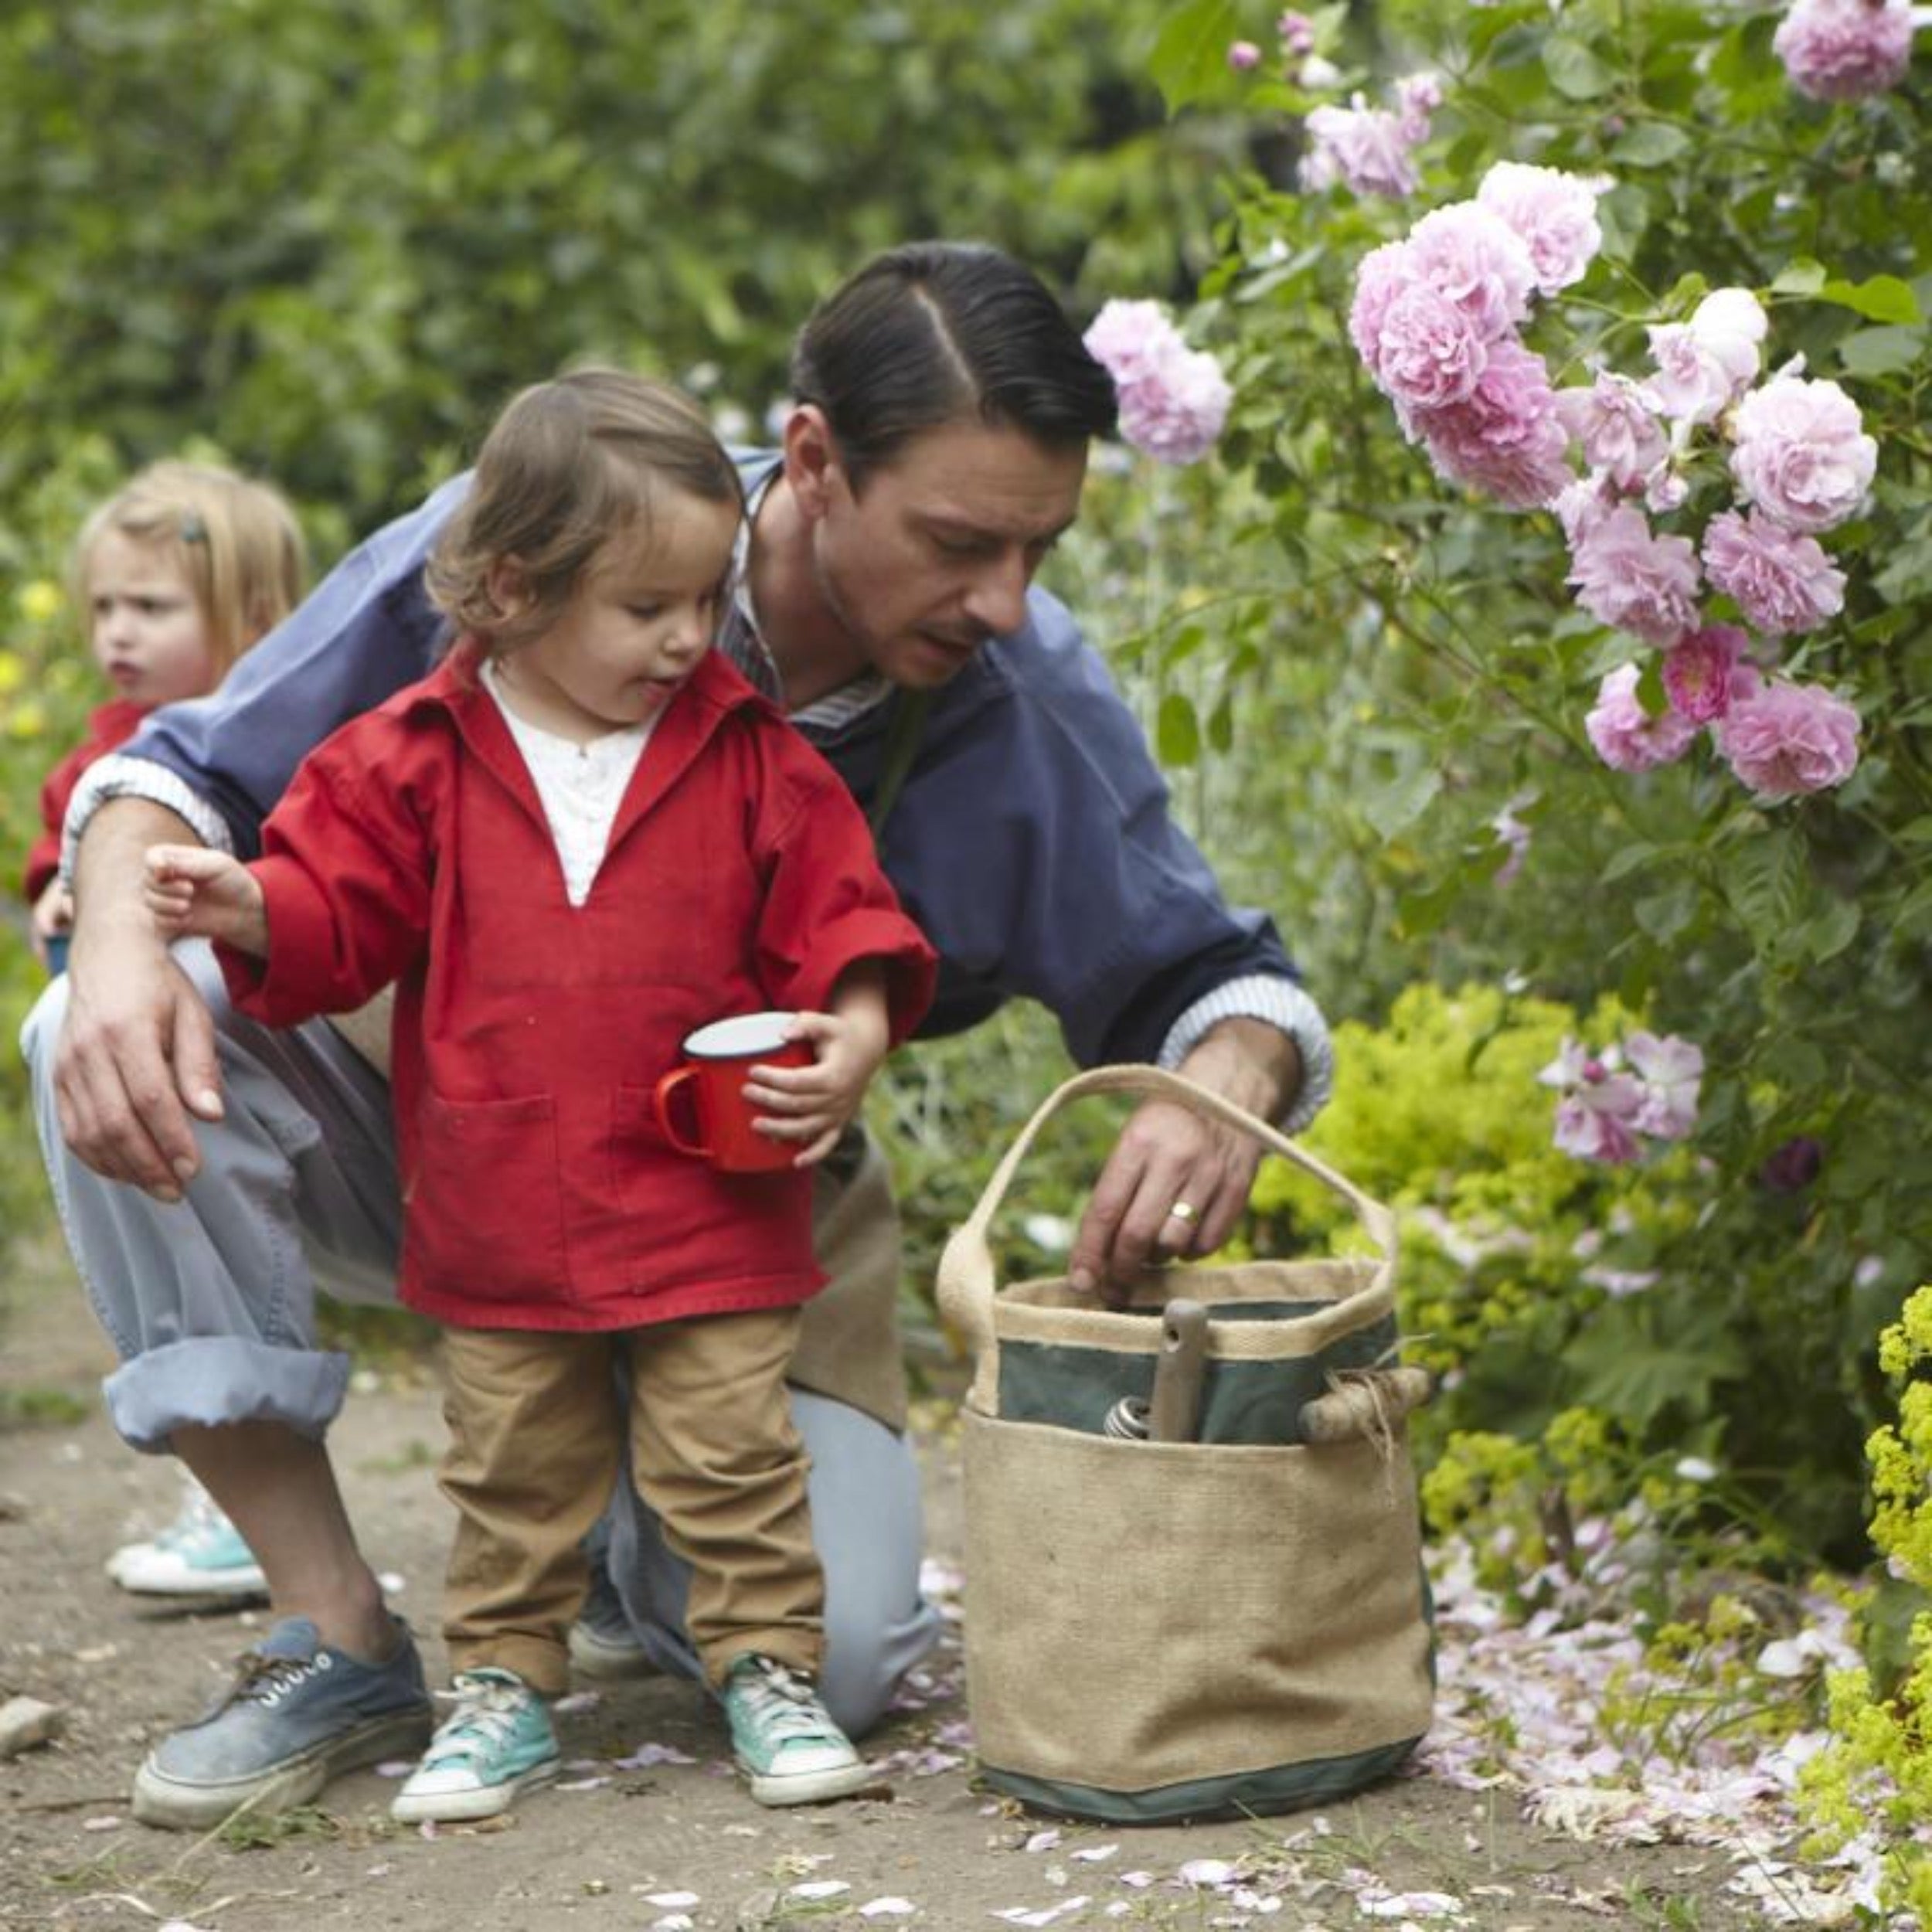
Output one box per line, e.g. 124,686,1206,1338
5,0,1930,1590
0,0,1211,1263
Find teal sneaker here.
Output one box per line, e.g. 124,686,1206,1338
107,1485,266,1599
721,1655,876,1807
390,1668,560,1823
131,1615,431,1829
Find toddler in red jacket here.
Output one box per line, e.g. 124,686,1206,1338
23,459,304,973
141,372,936,1821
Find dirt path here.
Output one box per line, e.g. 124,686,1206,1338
0,1233,1766,1932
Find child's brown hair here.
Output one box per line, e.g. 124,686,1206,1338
426,369,744,654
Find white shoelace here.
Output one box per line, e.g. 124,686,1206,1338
427,1674,533,1763
734,1660,835,1745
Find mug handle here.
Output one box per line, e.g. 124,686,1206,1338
652,1066,711,1158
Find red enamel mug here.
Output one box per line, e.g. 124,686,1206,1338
652,1012,812,1174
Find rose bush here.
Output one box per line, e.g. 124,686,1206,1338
1107,0,1930,1580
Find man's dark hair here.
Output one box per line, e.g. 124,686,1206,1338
791,242,1119,488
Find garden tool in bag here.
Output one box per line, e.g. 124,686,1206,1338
937,1066,1434,1825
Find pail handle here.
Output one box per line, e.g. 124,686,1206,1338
936,1065,1396,1369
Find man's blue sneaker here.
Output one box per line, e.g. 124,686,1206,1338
721,1654,876,1807
390,1668,560,1822
131,1615,433,1830
107,1484,267,1600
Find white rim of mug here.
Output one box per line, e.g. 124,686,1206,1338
682,1011,798,1059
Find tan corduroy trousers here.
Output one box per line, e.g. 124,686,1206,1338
437,1305,820,1695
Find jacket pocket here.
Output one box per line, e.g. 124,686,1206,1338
405,1089,567,1304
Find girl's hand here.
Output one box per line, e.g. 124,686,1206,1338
740,999,891,1168
29,877,73,965
142,845,270,957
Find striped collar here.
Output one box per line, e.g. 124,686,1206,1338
720,468,893,744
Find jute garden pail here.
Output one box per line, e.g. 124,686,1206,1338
936,1066,1434,1825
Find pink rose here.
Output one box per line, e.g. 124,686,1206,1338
1393,72,1444,141
1372,283,1490,411
1567,505,1702,646
1730,373,1877,533
1301,100,1423,199
1413,338,1573,509
1403,201,1538,342
1084,300,1233,466
1625,1031,1704,1141
1083,298,1170,385
1586,663,1700,772
1774,0,1915,101
1476,162,1604,295
1644,288,1768,424
1662,624,1752,725
1555,1095,1645,1164
1348,241,1415,382
1539,1039,1647,1164
1554,371,1667,490
1701,509,1847,637
1553,474,1617,546
1714,679,1862,798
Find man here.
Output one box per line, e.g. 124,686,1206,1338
22,242,1333,1828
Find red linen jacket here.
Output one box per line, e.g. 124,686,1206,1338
23,699,146,901
219,645,935,1332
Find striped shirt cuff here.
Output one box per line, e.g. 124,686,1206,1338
1155,975,1336,1134
60,755,236,886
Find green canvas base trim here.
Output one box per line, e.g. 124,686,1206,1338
978,1733,1423,1825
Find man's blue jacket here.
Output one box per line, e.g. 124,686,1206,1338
124,464,1300,1070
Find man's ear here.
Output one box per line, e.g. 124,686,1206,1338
783,406,844,523
485,557,533,618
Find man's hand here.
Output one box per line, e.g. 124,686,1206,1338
54,801,226,1201
1067,1016,1304,1305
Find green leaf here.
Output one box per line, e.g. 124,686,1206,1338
1362,767,1444,842
1771,257,1827,298
1818,274,1923,325
1610,121,1692,167
1157,691,1201,767
1149,0,1241,113
1836,325,1927,381
1634,881,1698,944
1600,841,1660,884
1805,897,1861,964
1875,539,1932,607
1566,1297,1744,1429
1726,832,1806,955
1543,36,1617,98
1635,657,1668,717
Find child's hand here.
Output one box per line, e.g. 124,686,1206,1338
142,845,270,957
29,877,73,965
742,975,892,1168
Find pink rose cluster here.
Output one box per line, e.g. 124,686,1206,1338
1083,299,1233,467
1559,287,1869,800
1537,1031,1704,1165
1351,175,1875,804
1774,0,1917,102
1301,72,1443,199
1350,164,1601,508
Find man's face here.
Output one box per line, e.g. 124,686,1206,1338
803,417,1087,688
